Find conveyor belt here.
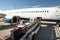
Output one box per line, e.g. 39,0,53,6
34,25,56,40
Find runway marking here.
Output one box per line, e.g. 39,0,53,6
51,30,53,40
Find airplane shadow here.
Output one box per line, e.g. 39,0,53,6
0,25,14,31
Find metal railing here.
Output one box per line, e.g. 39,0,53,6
20,17,41,40
11,17,41,40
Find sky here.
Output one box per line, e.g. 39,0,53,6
0,0,60,10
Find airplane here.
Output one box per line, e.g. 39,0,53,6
0,6,60,24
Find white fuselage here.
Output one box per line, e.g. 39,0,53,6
1,6,60,20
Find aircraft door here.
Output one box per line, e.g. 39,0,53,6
55,10,60,20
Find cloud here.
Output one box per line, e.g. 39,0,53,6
32,5,41,8
24,6,29,8
0,10,2,13
7,6,15,10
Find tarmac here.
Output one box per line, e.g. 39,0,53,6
0,22,60,40
34,25,60,40
55,26,60,40
0,22,13,40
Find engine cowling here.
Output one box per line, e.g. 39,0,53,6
12,16,20,23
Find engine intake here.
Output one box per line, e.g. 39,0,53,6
12,16,20,23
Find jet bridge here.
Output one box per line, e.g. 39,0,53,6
10,17,41,40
